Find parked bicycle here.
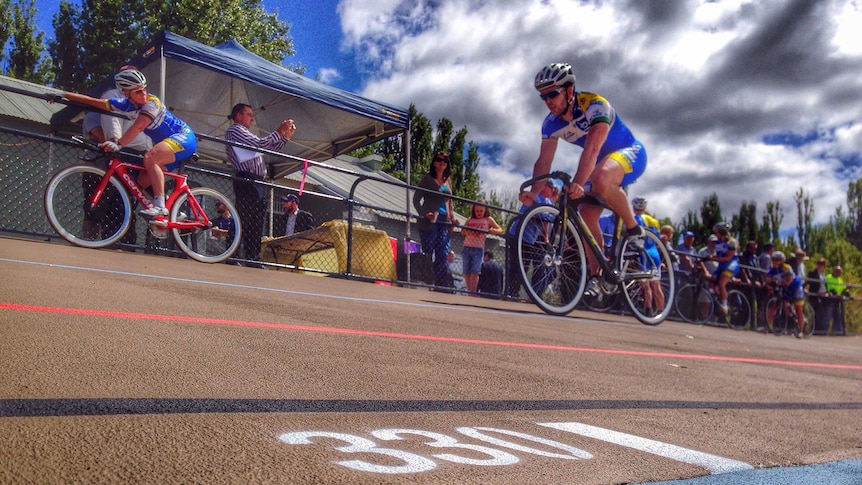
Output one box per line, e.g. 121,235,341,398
513,172,675,325
44,138,242,263
674,259,752,329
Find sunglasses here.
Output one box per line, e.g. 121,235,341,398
433,158,448,163
130,88,146,95
539,87,566,101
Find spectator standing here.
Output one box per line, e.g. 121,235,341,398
274,194,315,237
210,201,237,259
413,151,459,287
791,248,808,279
506,183,556,299
226,103,296,267
676,230,698,274
825,266,847,335
461,200,503,295
699,234,719,275
478,251,504,297
759,242,775,271
808,257,829,334
660,225,679,271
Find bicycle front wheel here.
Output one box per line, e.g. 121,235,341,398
725,289,752,330
171,187,242,263
515,204,587,315
765,297,787,335
44,164,132,248
619,230,675,325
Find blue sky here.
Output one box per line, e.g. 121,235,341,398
28,1,862,232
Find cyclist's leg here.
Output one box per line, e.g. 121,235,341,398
793,300,805,336
590,143,646,234
578,203,603,276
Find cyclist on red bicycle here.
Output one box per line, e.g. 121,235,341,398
54,69,196,220
529,62,647,297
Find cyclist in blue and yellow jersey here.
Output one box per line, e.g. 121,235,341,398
706,222,739,315
56,69,196,220
770,267,807,338
530,62,647,298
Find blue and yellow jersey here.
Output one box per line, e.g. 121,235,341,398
541,91,638,160
106,95,190,144
782,276,805,302
715,236,738,260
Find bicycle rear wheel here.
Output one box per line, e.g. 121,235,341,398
725,289,752,330
802,300,815,337
515,204,586,315
44,164,132,248
171,187,242,263
618,230,675,325
674,284,714,324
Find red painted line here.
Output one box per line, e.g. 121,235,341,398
3,303,860,370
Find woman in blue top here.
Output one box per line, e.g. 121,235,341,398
58,69,197,219
413,152,460,287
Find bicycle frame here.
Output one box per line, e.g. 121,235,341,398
526,171,653,285
87,156,210,231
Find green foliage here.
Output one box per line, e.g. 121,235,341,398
2,0,52,83
795,187,813,251
48,0,297,92
0,0,12,70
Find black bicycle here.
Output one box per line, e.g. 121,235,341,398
513,172,675,325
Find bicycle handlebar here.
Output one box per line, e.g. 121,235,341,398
518,171,572,193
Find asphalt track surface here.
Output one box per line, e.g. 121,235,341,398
1,236,860,484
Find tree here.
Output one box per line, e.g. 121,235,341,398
846,178,862,249
699,193,723,237
0,0,11,72
795,187,813,251
49,0,297,92
734,200,758,245
761,201,783,243
7,0,52,83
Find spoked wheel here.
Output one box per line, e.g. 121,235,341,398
725,289,752,330
674,284,714,324
515,204,587,315
44,164,132,248
765,297,788,335
171,187,242,263
802,300,815,337
618,230,675,325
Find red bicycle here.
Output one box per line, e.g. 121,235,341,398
44,138,242,263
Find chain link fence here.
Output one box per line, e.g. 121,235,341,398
0,126,513,295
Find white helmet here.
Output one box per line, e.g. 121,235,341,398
632,197,647,211
534,63,575,91
114,69,147,91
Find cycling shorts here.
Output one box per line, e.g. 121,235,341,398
157,126,197,172
713,259,740,279
605,141,647,187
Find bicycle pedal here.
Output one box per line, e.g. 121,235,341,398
149,218,168,228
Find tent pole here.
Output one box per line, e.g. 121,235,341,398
403,127,411,284
158,44,166,101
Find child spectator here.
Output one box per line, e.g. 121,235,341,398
462,200,503,294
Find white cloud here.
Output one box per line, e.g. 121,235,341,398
340,0,862,233
317,67,341,85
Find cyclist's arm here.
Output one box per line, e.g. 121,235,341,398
117,113,151,149
62,92,110,111
573,121,609,186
